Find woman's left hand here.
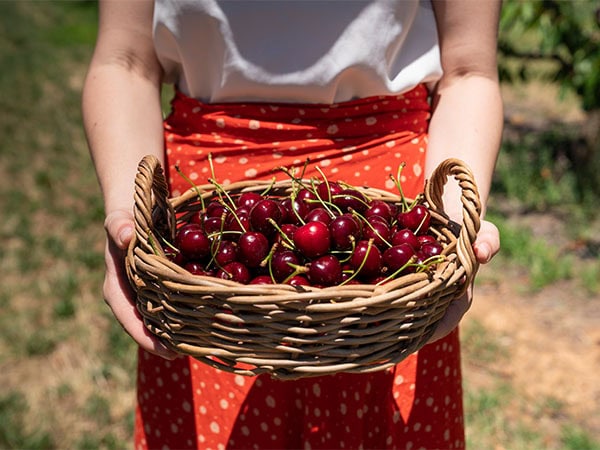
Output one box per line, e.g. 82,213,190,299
426,219,500,343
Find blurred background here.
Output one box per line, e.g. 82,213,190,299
0,1,598,449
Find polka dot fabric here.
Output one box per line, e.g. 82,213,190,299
134,85,465,449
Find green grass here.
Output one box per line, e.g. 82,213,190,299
0,1,598,449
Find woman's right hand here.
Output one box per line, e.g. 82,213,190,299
103,209,179,360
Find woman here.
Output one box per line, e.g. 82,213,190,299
83,1,502,448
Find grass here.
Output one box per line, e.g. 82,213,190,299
0,1,598,449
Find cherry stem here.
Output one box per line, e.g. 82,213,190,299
375,256,417,286
391,162,410,212
281,263,309,284
350,209,392,248
267,218,296,249
339,238,374,286
175,165,206,211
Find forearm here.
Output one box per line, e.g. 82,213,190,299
425,75,503,219
82,65,164,214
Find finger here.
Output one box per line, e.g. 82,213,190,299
426,287,471,344
104,238,179,360
104,209,135,250
473,220,500,264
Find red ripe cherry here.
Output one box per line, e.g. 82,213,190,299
417,234,437,246
316,180,343,202
203,215,225,234
216,262,251,284
308,255,342,287
236,192,263,210
304,207,333,225
250,199,282,236
363,218,391,249
330,214,361,250
274,223,298,246
279,197,306,225
249,275,274,285
286,275,310,286
271,250,300,282
183,261,214,277
224,208,250,235
397,204,431,234
205,201,228,219
365,200,394,224
334,189,369,214
293,221,331,259
296,188,318,211
237,231,270,268
350,240,382,278
382,243,416,273
420,241,443,258
213,240,239,266
175,223,211,260
391,228,420,250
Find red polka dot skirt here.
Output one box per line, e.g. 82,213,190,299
134,85,465,449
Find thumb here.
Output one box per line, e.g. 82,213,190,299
104,209,135,250
473,220,500,264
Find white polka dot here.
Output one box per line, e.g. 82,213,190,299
239,157,248,164
210,422,220,433
327,124,339,135
319,159,331,167
170,424,179,434
199,405,207,415
385,140,396,148
385,179,396,190
245,168,258,178
172,372,179,382
249,120,260,130
260,422,268,432
241,426,250,436
220,399,229,409
342,154,353,162
272,152,283,159
413,163,422,177
266,395,276,408
312,383,321,397
394,375,404,385
216,118,225,128
214,156,226,164
182,401,191,413
426,397,434,407
340,403,347,415
365,117,377,126
156,377,164,387
234,375,245,386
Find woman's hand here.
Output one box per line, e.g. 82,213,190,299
426,219,500,343
103,209,179,360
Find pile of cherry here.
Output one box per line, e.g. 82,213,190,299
162,175,446,287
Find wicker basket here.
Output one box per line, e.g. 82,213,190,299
126,155,481,379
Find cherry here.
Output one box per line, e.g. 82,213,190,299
237,231,270,268
213,240,239,267
420,241,443,258
224,208,250,235
350,240,382,278
183,261,212,276
382,243,416,273
175,223,211,260
417,234,437,246
329,214,361,250
286,275,310,286
304,207,333,225
397,204,431,234
365,200,394,223
316,180,343,202
216,262,251,284
334,188,369,214
236,192,263,210
363,218,391,249
271,250,301,282
308,255,342,287
249,275,274,285
250,199,282,235
293,221,331,259
296,188,318,211
205,201,228,219
203,215,225,234
391,228,420,250
279,197,306,225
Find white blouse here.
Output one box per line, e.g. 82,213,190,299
153,0,442,104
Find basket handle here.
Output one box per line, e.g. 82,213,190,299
131,155,175,255
424,158,482,289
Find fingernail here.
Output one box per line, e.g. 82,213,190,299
478,244,491,263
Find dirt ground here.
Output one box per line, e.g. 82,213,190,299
460,83,600,444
